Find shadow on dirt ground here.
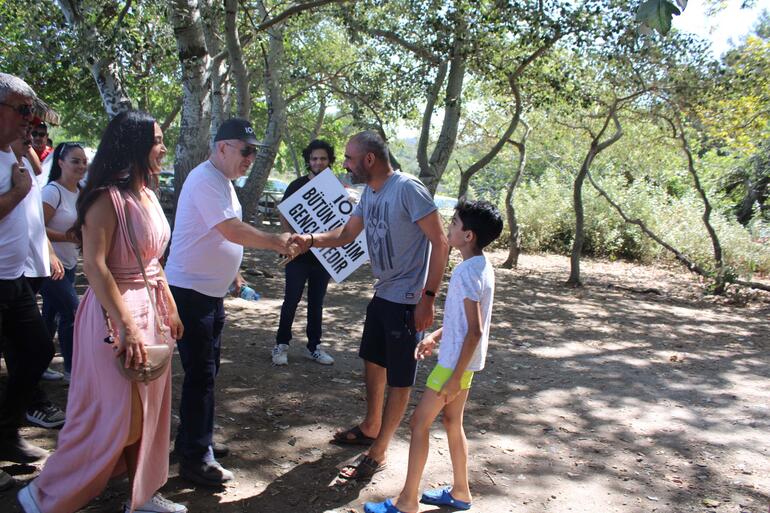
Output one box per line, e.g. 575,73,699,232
2,249,769,513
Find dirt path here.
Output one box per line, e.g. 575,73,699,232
2,250,769,513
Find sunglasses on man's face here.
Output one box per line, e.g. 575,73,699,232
31,131,47,137
225,142,258,158
0,102,33,117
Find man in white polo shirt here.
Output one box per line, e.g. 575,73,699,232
11,131,67,430
166,118,297,487
0,73,55,484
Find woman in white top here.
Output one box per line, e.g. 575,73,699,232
39,142,86,378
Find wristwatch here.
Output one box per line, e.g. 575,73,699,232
424,289,436,297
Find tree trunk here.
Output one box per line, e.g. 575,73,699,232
416,61,447,182
502,120,530,269
673,112,726,293
568,150,593,286
201,0,229,140
286,136,302,177
312,98,326,139
88,57,134,117
567,105,623,287
161,97,183,132
169,0,212,199
420,32,466,195
736,175,769,225
240,1,287,222
455,111,512,199
457,171,471,202
225,0,250,119
55,0,133,118
457,79,523,201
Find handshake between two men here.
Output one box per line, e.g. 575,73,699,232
277,232,318,265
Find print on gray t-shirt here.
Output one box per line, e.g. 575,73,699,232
352,172,437,305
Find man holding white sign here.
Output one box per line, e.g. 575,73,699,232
272,139,340,366
290,131,449,480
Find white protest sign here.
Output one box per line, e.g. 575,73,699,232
278,168,368,283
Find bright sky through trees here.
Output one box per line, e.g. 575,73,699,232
673,0,770,56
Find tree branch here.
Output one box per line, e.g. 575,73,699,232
161,97,183,131
457,76,523,198
247,0,356,32
586,170,711,277
107,0,133,46
511,28,562,80
596,106,622,152
502,119,531,269
364,28,441,64
659,102,725,276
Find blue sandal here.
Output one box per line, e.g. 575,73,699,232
420,486,472,510
363,498,410,513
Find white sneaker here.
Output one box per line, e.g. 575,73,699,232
305,348,334,365
271,344,289,366
40,368,63,381
127,493,187,513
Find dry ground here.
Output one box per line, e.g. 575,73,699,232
2,249,769,513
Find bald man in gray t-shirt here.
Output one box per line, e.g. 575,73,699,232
292,131,449,480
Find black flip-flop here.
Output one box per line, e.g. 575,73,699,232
331,425,376,446
338,455,386,480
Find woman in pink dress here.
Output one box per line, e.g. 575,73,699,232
18,111,187,513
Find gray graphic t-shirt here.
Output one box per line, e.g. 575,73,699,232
352,172,437,304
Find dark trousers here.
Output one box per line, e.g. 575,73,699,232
40,267,78,373
0,277,55,436
171,285,225,463
24,277,56,410
275,257,330,351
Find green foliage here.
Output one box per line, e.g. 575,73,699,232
0,0,180,147
512,156,770,276
0,0,104,142
1,0,766,282
635,0,684,36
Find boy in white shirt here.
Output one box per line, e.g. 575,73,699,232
364,201,503,513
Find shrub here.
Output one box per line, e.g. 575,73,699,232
506,170,770,276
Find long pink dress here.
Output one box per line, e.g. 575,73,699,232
31,187,172,513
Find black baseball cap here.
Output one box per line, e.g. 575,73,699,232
214,118,259,146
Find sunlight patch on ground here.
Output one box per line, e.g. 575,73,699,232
528,343,605,358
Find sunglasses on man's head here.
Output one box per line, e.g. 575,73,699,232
225,142,258,158
0,102,33,117
31,131,47,137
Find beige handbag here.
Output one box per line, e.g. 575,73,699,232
102,190,172,384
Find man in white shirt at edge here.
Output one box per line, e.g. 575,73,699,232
10,131,68,430
165,118,298,487
0,73,57,490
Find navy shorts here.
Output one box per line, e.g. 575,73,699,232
359,296,422,387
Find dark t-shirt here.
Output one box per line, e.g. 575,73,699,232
281,175,320,265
